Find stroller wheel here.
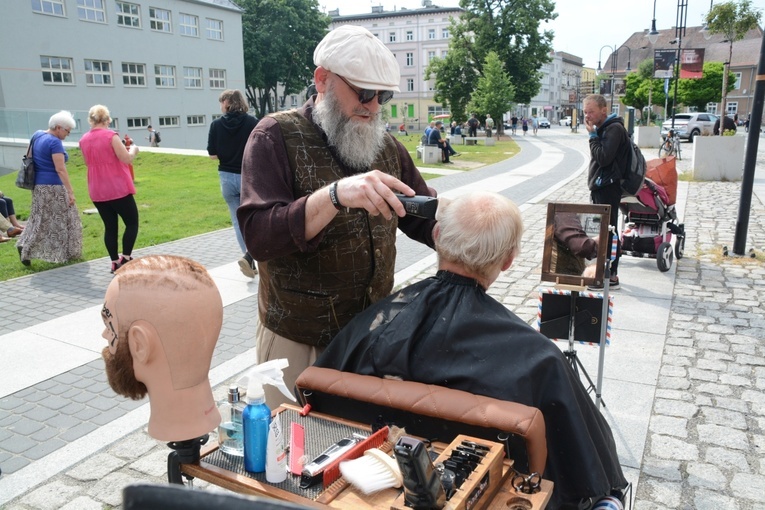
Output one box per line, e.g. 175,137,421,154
658,242,673,272
675,235,685,259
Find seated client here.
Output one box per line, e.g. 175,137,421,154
315,191,627,509
100,255,222,442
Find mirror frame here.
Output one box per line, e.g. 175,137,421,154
540,202,611,287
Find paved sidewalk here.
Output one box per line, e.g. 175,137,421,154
1,130,763,509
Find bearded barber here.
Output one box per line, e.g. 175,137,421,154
239,25,436,406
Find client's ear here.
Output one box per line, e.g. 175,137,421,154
501,253,515,271
127,320,157,365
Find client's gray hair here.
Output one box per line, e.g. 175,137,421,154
435,191,523,278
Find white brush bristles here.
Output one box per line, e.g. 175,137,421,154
339,448,403,494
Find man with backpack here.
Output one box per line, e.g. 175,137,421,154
147,125,160,147
583,94,628,289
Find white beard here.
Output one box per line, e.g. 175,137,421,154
312,84,387,170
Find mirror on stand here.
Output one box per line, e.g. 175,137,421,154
540,202,611,288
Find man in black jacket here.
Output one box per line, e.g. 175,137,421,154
583,94,629,289
713,114,737,135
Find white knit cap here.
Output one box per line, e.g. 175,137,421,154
314,25,401,92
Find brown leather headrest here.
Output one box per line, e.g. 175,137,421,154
295,366,546,474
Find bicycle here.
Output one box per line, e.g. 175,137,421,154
658,129,682,160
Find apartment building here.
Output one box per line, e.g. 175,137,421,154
604,25,763,120
526,51,586,124
0,0,246,150
327,1,463,132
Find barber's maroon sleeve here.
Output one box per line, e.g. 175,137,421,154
238,118,322,261
395,139,436,249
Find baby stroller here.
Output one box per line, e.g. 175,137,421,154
619,157,685,272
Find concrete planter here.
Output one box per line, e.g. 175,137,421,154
691,135,745,181
634,126,661,148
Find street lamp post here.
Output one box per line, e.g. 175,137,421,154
648,0,688,130
597,45,632,112
564,70,582,131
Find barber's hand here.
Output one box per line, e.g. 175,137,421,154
335,170,414,220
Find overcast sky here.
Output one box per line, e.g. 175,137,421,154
322,0,765,69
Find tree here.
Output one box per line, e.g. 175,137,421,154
622,58,674,124
425,26,477,124
235,0,330,118
676,61,736,111
429,0,556,118
467,52,515,131
704,0,762,134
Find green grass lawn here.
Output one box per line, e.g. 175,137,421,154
0,137,519,281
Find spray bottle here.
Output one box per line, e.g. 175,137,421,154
239,359,295,475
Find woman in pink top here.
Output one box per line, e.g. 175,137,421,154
79,105,140,273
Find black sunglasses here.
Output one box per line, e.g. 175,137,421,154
336,74,394,105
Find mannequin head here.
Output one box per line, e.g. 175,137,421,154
101,255,222,441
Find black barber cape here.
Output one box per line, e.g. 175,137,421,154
315,270,626,509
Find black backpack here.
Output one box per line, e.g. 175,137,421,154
154,130,161,144
621,137,646,196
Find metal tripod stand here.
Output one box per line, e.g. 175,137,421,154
562,289,606,408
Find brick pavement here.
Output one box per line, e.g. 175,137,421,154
2,130,764,509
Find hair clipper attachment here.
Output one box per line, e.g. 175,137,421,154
299,437,358,489
393,436,446,509
394,194,438,219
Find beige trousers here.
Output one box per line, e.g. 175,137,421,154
256,321,324,409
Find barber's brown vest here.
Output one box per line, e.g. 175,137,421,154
259,110,401,346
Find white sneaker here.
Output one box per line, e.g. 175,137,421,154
238,254,258,278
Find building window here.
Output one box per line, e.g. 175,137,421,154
41,56,74,84
733,72,742,90
442,28,449,38
406,53,413,66
291,95,298,107
406,30,413,41
726,101,738,116
407,78,414,92
441,50,448,58
155,65,176,87
32,0,65,16
390,104,397,117
122,62,146,86
428,51,435,63
84,59,112,85
428,106,449,117
206,18,223,40
212,114,223,121
389,32,396,43
127,117,149,128
706,102,717,114
183,67,202,88
77,0,106,22
149,7,171,32
115,1,140,28
179,13,199,37
209,68,226,89
428,29,435,40
187,115,205,126
159,116,180,127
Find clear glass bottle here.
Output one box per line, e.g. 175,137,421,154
217,385,245,457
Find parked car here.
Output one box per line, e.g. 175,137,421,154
538,117,551,128
661,113,718,141
561,116,572,126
